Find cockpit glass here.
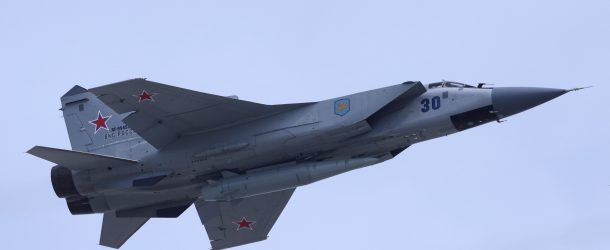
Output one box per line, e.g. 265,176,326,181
428,82,444,88
445,82,465,88
428,81,474,89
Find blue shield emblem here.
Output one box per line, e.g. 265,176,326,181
334,98,350,116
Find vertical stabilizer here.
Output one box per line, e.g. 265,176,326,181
100,212,149,249
60,85,146,157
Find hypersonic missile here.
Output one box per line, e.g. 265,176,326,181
201,157,381,201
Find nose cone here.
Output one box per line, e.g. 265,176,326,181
492,87,567,118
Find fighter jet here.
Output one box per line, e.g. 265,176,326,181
28,79,582,249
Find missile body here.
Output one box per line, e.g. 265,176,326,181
201,157,380,201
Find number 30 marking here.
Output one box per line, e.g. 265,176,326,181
421,96,441,112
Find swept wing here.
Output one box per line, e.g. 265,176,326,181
89,79,310,149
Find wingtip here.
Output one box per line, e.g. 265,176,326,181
26,146,41,155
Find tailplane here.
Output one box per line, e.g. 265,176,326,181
27,146,138,171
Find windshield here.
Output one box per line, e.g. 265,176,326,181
428,81,474,89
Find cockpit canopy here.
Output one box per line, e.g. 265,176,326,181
428,81,475,89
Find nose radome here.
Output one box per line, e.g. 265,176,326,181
492,87,567,118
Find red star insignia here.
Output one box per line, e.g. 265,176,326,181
133,90,157,102
233,217,255,231
89,111,111,134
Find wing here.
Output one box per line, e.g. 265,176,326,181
195,189,295,250
100,212,149,249
89,79,310,149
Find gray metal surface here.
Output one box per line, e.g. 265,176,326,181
492,87,567,118
89,78,311,149
195,189,295,250
201,158,380,201
100,212,150,249
27,146,137,171
27,79,573,249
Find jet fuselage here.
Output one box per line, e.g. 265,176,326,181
29,79,571,249
70,82,560,213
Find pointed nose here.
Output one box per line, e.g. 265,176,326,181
492,87,567,118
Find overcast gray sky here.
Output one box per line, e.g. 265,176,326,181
1,1,609,249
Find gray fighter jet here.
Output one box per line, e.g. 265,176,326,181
28,79,581,249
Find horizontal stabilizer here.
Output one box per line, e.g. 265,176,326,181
27,146,137,171
100,212,149,249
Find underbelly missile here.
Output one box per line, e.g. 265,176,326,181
201,157,380,201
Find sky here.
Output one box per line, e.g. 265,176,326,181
1,1,609,249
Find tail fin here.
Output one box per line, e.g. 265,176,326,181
61,85,142,157
100,212,149,249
